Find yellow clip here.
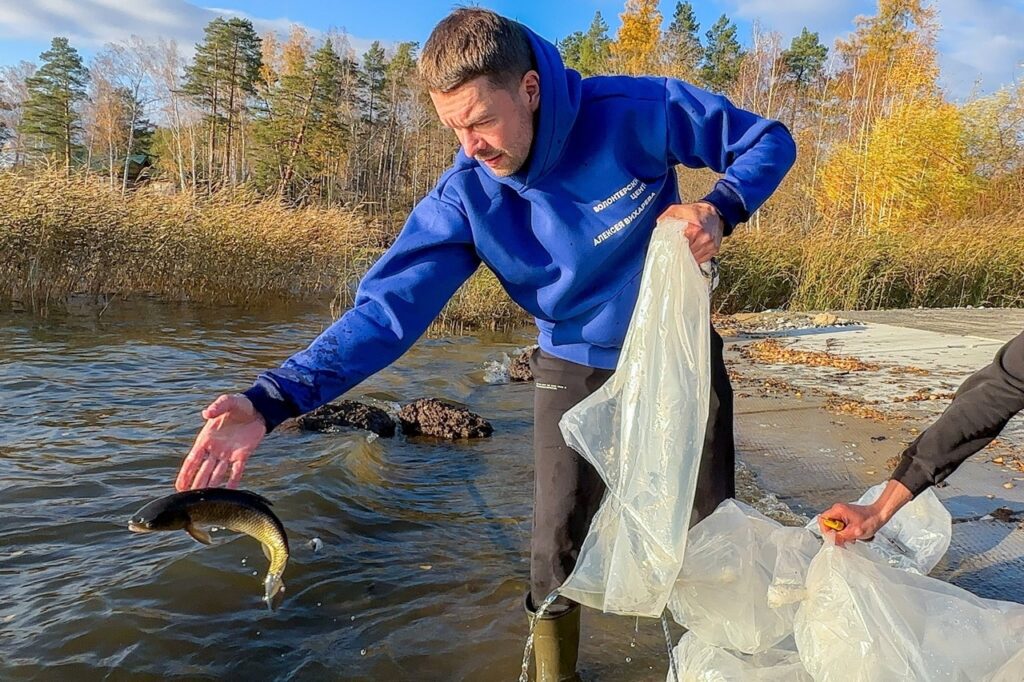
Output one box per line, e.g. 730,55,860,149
822,517,846,532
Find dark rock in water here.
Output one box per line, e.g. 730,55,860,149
398,398,493,439
509,348,534,382
297,400,396,437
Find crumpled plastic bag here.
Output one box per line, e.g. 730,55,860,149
986,647,1024,682
806,483,952,574
668,500,819,653
557,219,711,616
793,539,1024,681
670,632,812,682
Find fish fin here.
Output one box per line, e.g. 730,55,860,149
232,489,274,507
187,524,213,545
264,573,285,610
261,542,272,561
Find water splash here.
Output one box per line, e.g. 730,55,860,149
661,611,679,682
518,591,560,682
483,354,512,384
483,344,537,385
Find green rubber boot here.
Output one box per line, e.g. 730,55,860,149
525,593,582,682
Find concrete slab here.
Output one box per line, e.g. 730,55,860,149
936,520,1024,604
735,395,910,517
729,310,1024,604
726,318,1024,447
836,308,1024,343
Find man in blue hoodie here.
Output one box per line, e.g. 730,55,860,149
175,8,795,679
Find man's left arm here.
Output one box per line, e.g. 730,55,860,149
659,78,797,260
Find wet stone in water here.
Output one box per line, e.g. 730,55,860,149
508,349,534,382
296,400,396,437
398,398,493,439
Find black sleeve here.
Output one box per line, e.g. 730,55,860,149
892,329,1024,496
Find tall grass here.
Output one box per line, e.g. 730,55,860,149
0,172,532,330
0,172,386,307
1,172,1022,329
717,216,1024,311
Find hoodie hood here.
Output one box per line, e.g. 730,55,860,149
515,26,582,187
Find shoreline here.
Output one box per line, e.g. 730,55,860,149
725,308,1024,604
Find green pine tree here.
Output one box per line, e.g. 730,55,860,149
183,17,262,191
663,2,703,80
559,32,586,71
20,37,89,174
306,38,353,205
561,12,611,77
361,41,387,124
579,12,612,76
700,15,744,93
782,27,828,89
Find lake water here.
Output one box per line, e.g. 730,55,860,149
0,300,686,680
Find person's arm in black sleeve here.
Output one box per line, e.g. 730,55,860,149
819,329,1024,545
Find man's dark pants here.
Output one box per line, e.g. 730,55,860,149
529,328,735,614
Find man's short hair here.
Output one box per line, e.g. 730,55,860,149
419,8,535,93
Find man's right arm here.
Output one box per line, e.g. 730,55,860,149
177,195,481,490
244,196,482,432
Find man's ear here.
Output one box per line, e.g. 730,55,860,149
521,70,540,113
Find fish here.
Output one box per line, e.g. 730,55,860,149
128,488,289,609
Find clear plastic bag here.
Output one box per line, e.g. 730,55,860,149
668,500,820,653
806,483,951,575
670,632,812,682
986,647,1024,682
671,485,1020,679
793,540,1024,681
557,219,711,616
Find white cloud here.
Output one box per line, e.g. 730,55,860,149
0,0,380,58
723,0,868,44
932,0,1024,99
724,0,1023,99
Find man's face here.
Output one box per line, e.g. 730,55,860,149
430,72,540,177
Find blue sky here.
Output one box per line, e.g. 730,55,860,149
0,1,1021,100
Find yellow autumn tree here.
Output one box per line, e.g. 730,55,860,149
959,79,1024,213
833,0,940,131
814,0,976,231
961,80,1024,180
611,0,662,75
821,99,974,230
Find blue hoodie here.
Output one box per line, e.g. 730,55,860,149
244,28,796,431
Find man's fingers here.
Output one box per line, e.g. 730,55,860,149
834,525,864,547
689,241,715,263
176,441,207,491
818,505,847,535
202,394,235,420
192,456,217,489
226,461,245,489
208,459,230,488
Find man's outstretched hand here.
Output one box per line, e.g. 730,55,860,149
175,394,266,491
